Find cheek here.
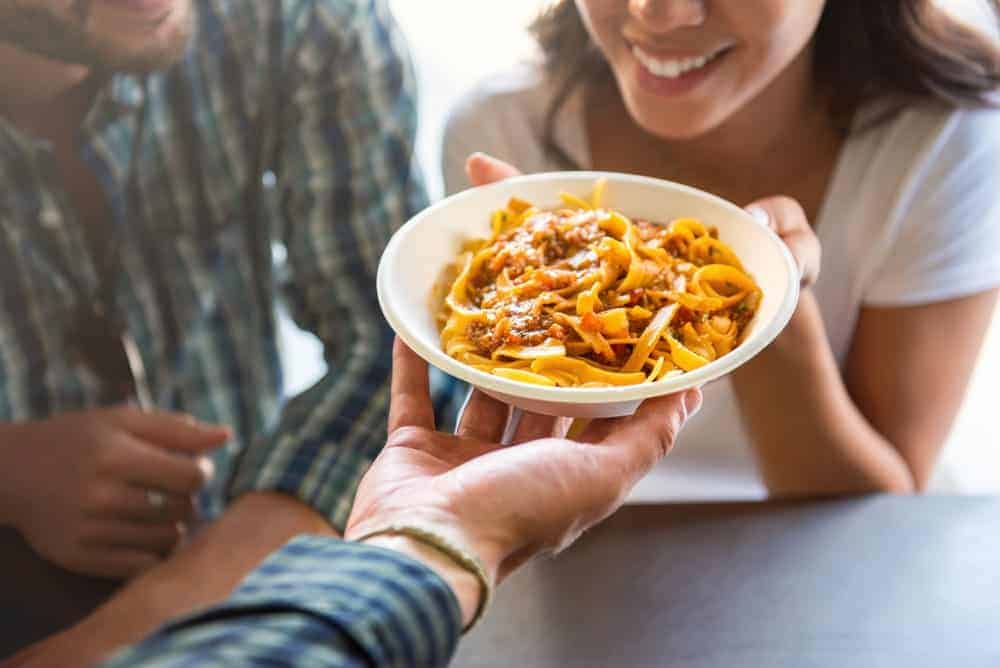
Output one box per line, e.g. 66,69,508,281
574,0,627,60
700,0,825,128
734,1,825,79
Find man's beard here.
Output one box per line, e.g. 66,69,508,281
0,1,195,73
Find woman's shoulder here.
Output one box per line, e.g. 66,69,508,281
850,101,1000,167
848,102,1000,307
836,102,1000,218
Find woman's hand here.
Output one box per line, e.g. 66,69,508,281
742,196,823,353
745,196,821,289
465,152,521,186
346,340,701,625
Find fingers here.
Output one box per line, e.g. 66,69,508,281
512,412,561,443
455,389,509,442
109,406,231,454
581,389,701,476
745,197,821,288
389,338,436,433
114,436,214,495
465,152,521,187
99,485,197,524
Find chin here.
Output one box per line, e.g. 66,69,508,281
627,104,730,142
91,3,195,72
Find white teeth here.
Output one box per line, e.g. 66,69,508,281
632,46,723,79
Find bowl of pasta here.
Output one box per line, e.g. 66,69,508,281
377,172,799,418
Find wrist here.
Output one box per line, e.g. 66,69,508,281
360,534,485,629
766,288,825,356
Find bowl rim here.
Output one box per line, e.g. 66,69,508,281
378,171,800,405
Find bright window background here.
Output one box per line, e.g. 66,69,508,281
281,0,1000,491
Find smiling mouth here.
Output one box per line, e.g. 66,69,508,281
630,44,731,79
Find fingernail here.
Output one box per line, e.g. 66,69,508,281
683,389,703,420
747,205,771,229
197,456,215,482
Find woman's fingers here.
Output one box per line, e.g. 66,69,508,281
389,338,436,433
746,196,821,288
465,152,522,187
455,389,509,442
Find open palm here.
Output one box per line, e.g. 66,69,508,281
346,340,699,581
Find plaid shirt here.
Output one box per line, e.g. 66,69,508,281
103,536,462,667
0,0,426,526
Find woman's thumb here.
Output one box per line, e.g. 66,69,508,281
465,152,521,187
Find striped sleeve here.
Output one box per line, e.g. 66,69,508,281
102,536,462,668
227,0,428,529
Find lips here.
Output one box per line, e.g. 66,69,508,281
96,0,175,18
630,44,731,79
628,42,732,98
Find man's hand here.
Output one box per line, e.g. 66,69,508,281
346,341,701,624
0,407,230,579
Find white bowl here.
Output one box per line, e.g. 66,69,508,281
377,172,799,418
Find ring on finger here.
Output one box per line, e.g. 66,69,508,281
146,489,167,512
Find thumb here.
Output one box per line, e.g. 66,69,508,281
465,152,521,187
111,407,232,453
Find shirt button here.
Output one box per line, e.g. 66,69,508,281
39,207,62,229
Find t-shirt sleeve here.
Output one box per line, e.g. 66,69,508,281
863,108,1000,306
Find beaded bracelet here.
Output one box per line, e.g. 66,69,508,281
352,524,493,632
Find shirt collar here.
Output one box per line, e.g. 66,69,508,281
81,73,147,141
0,72,145,152
107,73,146,111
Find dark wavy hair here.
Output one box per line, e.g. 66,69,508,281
531,0,1000,167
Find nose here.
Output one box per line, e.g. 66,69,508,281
627,0,707,31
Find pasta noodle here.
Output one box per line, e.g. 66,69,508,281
438,181,762,387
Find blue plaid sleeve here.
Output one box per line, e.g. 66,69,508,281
228,0,428,530
102,536,462,668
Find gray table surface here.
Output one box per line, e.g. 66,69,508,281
2,496,997,666
454,496,1000,668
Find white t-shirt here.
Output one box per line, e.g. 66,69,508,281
442,64,1000,501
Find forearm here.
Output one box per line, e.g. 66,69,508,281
227,327,393,530
102,537,463,668
361,534,482,629
12,492,335,668
731,292,915,496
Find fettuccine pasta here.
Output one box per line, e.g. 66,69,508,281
438,181,761,387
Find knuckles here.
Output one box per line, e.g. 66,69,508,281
385,425,436,451
84,483,120,516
